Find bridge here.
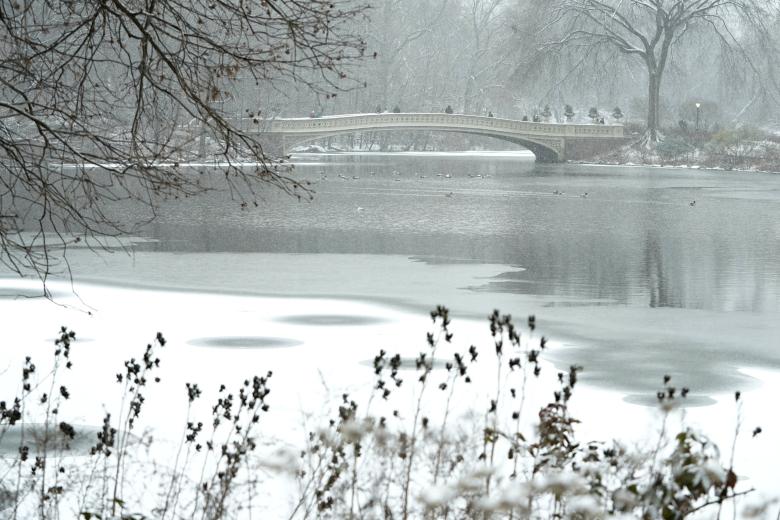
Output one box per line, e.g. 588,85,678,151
246,113,629,162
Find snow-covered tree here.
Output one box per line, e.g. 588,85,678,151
564,104,575,122
542,0,779,144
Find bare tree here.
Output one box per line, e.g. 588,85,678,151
541,0,777,144
365,0,449,110
0,0,367,283
460,0,510,114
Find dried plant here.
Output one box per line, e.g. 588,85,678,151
0,312,770,519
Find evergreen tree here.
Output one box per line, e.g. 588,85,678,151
564,104,575,122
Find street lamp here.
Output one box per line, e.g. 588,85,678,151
695,102,701,131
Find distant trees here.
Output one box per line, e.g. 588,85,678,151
0,0,367,279
541,104,552,122
564,104,575,122
461,0,510,114
365,0,440,110
275,0,780,133
543,0,779,145
312,0,518,118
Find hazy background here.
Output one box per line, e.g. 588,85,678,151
228,0,780,131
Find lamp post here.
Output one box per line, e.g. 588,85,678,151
695,102,701,131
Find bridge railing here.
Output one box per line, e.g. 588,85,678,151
242,113,623,138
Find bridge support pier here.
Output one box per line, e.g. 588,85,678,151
562,137,632,162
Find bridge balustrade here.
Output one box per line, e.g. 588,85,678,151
261,113,622,138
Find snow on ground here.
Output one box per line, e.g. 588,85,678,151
1,277,778,516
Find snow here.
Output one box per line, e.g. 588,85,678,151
1,277,779,516
418,484,457,507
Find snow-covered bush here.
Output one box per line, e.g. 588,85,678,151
0,312,765,519
294,309,755,519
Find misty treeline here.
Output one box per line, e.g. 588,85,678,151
277,0,780,133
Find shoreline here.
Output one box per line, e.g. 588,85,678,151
290,146,780,174
568,159,780,175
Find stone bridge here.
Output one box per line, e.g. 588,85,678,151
245,113,629,162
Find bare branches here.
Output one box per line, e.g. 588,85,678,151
0,0,368,279
536,0,778,143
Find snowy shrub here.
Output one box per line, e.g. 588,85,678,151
707,127,768,168
0,311,767,519
292,309,758,519
656,138,695,164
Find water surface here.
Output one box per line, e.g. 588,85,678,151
9,152,780,395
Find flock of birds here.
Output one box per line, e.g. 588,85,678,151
315,170,697,209
552,189,588,198
319,170,483,182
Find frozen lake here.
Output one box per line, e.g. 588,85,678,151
2,151,780,506
21,151,780,393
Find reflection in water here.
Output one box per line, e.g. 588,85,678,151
188,337,303,349
275,314,388,326
358,357,449,371
128,154,780,315
644,230,677,308
622,394,716,408
9,153,780,394
0,424,101,456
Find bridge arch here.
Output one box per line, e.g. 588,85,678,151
281,128,562,162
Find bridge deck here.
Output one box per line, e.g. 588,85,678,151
258,113,622,138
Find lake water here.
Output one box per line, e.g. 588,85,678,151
46,151,780,393
2,151,780,504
